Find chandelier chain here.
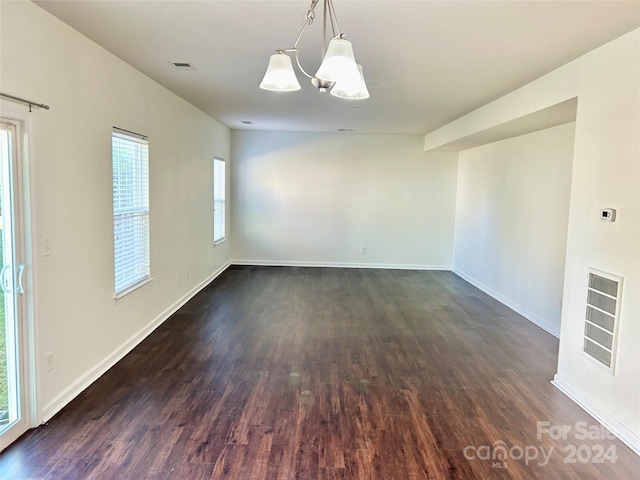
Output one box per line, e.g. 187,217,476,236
303,2,315,26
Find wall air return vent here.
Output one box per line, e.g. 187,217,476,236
583,268,623,373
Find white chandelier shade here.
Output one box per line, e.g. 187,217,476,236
314,37,361,84
259,53,301,92
330,63,370,100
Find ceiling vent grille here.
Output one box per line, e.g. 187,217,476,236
583,268,623,372
170,62,197,71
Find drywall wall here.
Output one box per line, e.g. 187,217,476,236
0,1,231,421
556,29,639,451
453,123,575,336
231,131,458,268
426,29,640,452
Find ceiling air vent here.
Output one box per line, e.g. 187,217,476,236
170,62,197,71
583,268,623,373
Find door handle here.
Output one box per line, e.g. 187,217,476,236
17,264,25,294
0,264,11,293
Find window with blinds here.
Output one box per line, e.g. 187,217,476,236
112,129,150,297
213,157,226,244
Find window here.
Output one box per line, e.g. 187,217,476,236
112,128,150,297
213,157,226,244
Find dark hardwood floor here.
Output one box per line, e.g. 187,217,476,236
1,266,638,479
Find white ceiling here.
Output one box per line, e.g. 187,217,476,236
34,0,640,135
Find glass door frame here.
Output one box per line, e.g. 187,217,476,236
0,105,36,451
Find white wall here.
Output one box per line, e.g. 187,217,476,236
453,123,575,337
0,1,231,421
557,29,639,449
231,131,458,269
426,29,640,452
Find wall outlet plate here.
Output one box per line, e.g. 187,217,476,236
46,352,54,372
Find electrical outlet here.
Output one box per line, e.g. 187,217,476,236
558,298,563,311
46,352,54,372
186,269,190,279
177,273,182,285
360,246,366,254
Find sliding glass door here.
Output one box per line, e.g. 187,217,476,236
0,120,29,450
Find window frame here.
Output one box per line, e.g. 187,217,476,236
112,127,151,299
213,157,226,245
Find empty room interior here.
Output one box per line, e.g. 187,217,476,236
0,0,639,478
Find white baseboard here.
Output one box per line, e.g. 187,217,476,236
230,259,451,271
452,268,560,338
552,374,640,456
40,261,231,423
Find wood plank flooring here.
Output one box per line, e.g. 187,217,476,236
1,266,638,479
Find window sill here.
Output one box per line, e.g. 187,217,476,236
114,276,153,302
214,238,226,246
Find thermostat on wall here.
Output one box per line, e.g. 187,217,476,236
600,208,616,222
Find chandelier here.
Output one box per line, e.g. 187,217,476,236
259,0,370,100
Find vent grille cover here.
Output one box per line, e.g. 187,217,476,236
583,269,623,372
170,62,197,71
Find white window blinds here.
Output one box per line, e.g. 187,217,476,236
213,158,226,243
112,129,150,295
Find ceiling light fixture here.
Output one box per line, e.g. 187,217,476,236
259,0,369,100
